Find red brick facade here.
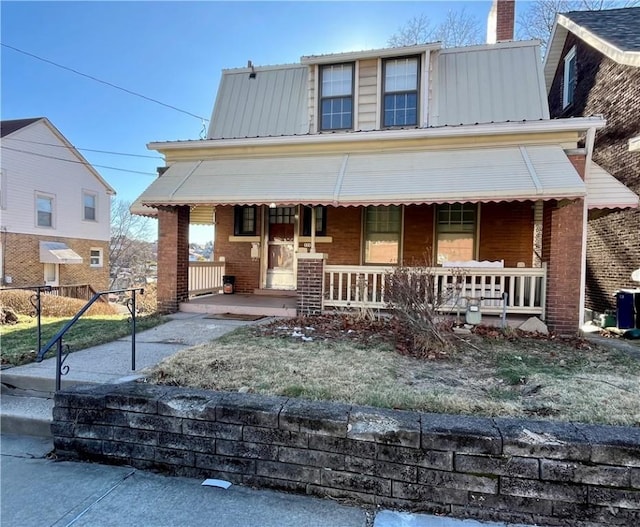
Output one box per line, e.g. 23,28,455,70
157,206,190,313
548,31,640,314
1,232,109,291
296,253,325,316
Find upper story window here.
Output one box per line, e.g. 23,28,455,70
563,46,577,109
320,63,353,130
383,57,419,127
83,191,97,221
36,193,54,228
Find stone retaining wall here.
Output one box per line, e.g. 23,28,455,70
52,383,640,526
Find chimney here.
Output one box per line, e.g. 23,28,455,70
487,0,515,44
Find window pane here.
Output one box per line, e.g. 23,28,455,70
322,64,352,97
321,97,352,130
437,233,474,264
37,196,52,227
385,58,418,92
84,193,96,220
384,93,417,127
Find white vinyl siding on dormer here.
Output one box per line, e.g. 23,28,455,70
0,120,111,241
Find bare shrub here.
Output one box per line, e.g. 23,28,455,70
132,284,157,314
385,262,466,356
0,290,117,317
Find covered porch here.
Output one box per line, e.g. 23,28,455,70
133,120,638,333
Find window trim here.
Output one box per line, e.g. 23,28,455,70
319,62,355,131
233,205,258,236
382,55,420,128
82,190,98,222
562,46,577,109
35,192,55,228
90,247,103,268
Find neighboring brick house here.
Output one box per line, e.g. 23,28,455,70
544,7,640,317
133,1,637,334
0,118,115,292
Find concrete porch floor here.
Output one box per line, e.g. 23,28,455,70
181,293,297,317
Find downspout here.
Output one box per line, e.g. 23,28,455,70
579,126,597,330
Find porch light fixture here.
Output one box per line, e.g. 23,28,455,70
269,202,276,209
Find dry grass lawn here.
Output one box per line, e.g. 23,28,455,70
145,316,640,427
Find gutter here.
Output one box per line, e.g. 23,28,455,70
148,117,607,152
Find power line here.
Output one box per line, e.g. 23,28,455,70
1,146,158,176
3,136,163,160
1,42,210,123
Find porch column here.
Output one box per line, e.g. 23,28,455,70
542,198,585,335
297,253,326,316
157,206,190,313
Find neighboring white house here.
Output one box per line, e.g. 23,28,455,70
0,117,115,292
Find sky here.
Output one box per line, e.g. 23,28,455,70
2,0,502,243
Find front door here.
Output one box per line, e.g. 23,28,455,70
44,263,59,286
265,206,296,289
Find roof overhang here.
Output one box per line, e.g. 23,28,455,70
39,241,83,264
134,145,588,211
148,117,606,154
300,43,441,65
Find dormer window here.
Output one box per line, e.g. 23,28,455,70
383,57,419,127
319,63,353,130
563,46,577,109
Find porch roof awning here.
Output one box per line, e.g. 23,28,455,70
39,242,83,264
135,145,588,208
586,162,639,210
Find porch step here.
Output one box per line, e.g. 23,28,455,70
180,302,296,318
253,289,297,297
0,393,54,437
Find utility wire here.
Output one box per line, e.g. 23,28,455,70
3,136,163,159
1,146,158,176
1,42,210,122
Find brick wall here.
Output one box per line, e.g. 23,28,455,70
297,253,326,315
495,0,515,41
542,198,585,335
157,206,190,313
1,232,109,290
53,383,640,527
548,32,640,313
479,202,534,266
403,204,434,264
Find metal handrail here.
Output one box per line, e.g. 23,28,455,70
1,284,52,352
35,287,144,391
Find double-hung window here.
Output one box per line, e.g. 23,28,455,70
383,57,419,127
436,204,476,264
83,191,97,221
36,193,54,228
563,46,577,109
364,205,402,264
320,63,353,130
302,206,327,236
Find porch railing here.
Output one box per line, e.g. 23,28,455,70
188,261,225,296
323,264,547,318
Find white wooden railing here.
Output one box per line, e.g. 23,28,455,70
188,261,225,296
323,264,547,317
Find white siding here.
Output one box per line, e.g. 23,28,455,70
357,59,378,130
0,120,111,241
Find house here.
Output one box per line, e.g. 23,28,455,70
0,117,115,294
133,1,638,334
544,7,640,318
